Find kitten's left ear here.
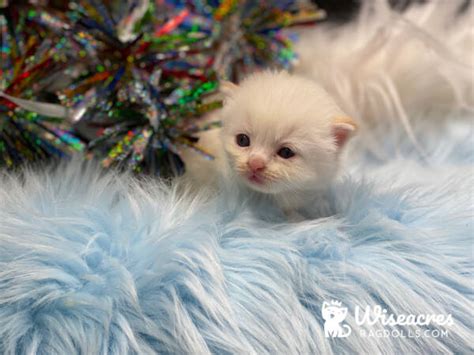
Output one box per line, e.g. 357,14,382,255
220,81,238,98
332,116,358,150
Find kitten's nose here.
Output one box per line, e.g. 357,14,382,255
248,157,266,172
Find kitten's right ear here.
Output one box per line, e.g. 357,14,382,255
220,81,238,98
332,116,358,149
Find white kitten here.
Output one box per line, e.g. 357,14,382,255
183,71,357,219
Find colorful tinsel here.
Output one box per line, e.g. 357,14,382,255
0,4,84,168
0,0,324,175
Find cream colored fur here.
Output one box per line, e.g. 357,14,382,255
182,71,356,216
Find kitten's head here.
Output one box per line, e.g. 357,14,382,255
220,71,357,194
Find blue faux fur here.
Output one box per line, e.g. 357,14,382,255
0,120,473,354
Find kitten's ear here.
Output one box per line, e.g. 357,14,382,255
220,81,238,98
332,116,358,150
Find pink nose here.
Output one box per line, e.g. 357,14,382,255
248,157,266,172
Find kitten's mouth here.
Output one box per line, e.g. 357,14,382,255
247,173,266,185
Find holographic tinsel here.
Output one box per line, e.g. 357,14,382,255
0,4,84,168
35,0,225,175
221,2,323,80
165,0,325,80
0,0,323,175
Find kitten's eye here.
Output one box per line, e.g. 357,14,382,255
277,147,295,159
236,133,250,147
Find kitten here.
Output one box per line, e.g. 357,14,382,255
183,71,357,219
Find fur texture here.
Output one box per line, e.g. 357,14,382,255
0,119,472,354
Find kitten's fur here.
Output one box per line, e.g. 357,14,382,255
182,71,357,218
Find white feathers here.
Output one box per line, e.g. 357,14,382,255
294,0,474,132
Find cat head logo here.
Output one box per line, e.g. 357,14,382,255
322,300,352,338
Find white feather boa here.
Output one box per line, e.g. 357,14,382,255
294,0,473,143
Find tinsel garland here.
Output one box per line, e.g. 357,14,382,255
0,5,84,167
0,0,324,175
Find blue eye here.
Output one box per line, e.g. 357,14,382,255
236,134,250,147
277,147,295,159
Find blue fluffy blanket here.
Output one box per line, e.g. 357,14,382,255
0,121,472,354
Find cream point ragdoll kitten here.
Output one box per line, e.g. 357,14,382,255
182,71,357,219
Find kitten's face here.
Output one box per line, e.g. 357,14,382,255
220,72,356,195
222,105,337,194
